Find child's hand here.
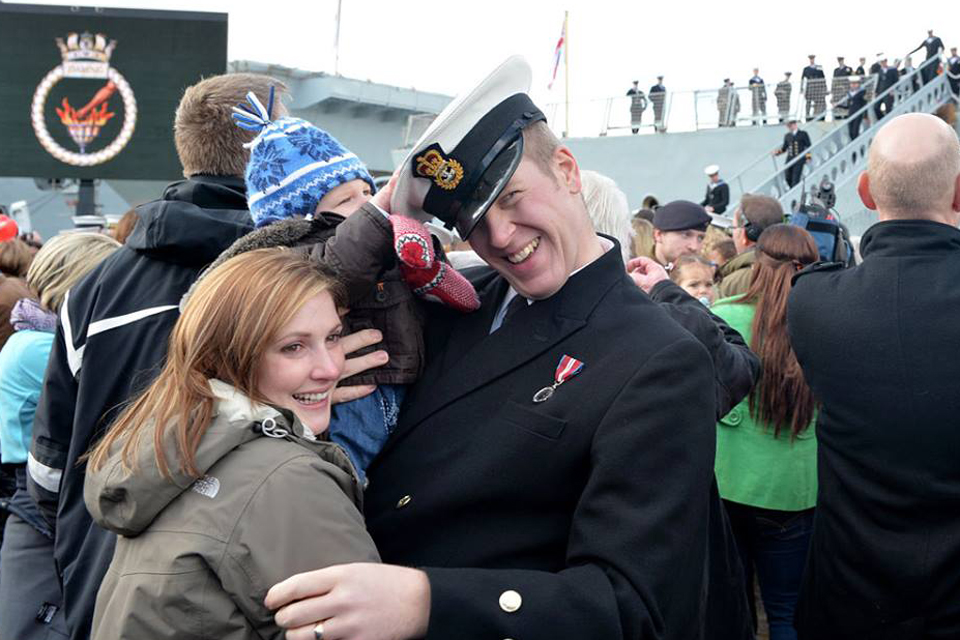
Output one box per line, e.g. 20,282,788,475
389,215,479,313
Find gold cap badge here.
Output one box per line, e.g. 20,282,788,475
414,146,464,191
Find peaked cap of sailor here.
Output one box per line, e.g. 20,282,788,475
391,56,546,239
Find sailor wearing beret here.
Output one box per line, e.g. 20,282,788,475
266,56,750,640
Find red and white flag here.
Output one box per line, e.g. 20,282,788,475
547,19,566,89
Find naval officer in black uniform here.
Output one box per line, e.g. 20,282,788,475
835,76,867,139
801,54,827,121
650,75,667,132
947,46,960,95
831,57,853,119
749,68,767,125
774,119,812,188
266,56,752,640
909,29,944,84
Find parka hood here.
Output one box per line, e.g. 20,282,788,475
84,380,292,536
126,176,253,268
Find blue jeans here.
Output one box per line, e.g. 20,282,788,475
329,384,406,483
724,500,815,640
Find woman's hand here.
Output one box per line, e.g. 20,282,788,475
332,329,389,404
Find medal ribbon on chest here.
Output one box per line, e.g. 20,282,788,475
533,354,585,403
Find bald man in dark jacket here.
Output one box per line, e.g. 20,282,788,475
788,113,960,640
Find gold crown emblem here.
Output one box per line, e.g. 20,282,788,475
415,148,464,191
56,32,116,64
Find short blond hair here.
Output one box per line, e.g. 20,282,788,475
522,121,560,179
26,233,120,313
174,73,288,178
630,217,656,260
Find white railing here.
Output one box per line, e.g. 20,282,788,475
775,71,952,212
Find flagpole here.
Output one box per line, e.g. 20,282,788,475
563,10,570,138
334,0,342,75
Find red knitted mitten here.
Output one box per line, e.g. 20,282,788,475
390,215,480,313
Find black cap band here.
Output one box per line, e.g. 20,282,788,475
415,93,545,229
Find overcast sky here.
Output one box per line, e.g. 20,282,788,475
16,0,960,134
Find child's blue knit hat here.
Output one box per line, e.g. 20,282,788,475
233,89,376,228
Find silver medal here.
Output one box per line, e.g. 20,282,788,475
533,386,555,403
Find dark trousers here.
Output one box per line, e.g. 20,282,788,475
725,501,815,640
848,114,863,140
785,158,805,188
874,96,893,120
921,61,937,84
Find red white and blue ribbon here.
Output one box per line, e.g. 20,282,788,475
555,354,584,385
534,354,584,402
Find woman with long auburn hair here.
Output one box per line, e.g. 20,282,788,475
710,224,819,640
84,248,379,640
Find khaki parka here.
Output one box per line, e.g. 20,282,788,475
84,380,380,640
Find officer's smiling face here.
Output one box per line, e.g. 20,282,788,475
468,143,601,300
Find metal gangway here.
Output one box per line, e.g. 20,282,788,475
721,54,956,231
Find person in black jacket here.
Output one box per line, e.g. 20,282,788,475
835,76,867,139
831,57,853,119
773,120,812,188
25,73,285,640
909,29,945,84
749,68,767,125
947,46,960,95
874,57,899,119
788,113,960,640
267,57,753,640
801,55,826,121
702,164,730,214
650,75,667,132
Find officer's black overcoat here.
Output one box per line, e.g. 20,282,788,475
366,244,724,639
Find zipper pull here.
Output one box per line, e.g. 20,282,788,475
375,282,387,302
257,417,289,439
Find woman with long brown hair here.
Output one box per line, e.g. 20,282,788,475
710,224,819,640
84,248,379,639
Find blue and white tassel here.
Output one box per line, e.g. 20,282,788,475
231,86,276,136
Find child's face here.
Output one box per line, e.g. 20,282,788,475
315,179,373,217
676,264,716,305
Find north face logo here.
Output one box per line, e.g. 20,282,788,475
190,475,220,499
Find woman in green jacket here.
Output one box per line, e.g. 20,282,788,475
84,249,380,640
711,224,819,640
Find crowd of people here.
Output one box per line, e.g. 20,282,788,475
0,51,958,640
627,30,960,132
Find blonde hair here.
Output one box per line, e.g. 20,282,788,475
0,239,34,277
702,226,734,261
522,121,561,178
174,73,289,178
87,249,343,478
630,217,655,260
580,170,634,262
26,233,120,313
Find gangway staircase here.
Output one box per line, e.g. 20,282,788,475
721,55,956,235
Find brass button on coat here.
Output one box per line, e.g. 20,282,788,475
499,590,522,613
396,495,412,509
